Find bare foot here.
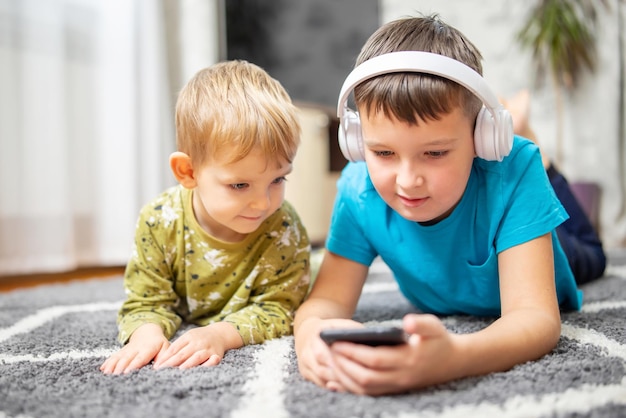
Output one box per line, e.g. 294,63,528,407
501,89,534,140
501,90,550,169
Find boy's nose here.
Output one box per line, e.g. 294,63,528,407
396,163,424,188
251,191,271,210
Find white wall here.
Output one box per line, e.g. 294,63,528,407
286,106,340,245
381,0,626,248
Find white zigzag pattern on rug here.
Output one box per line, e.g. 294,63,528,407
0,282,625,418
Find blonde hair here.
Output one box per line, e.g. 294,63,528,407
175,60,301,166
354,15,484,124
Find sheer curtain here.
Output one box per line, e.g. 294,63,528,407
0,0,223,275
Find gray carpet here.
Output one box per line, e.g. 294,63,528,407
1,251,626,418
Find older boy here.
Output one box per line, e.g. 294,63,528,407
294,15,581,395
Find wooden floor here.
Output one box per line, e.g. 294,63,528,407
0,266,125,293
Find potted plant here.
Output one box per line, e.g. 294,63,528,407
516,0,626,235
516,0,609,167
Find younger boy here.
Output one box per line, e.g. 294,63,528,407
294,15,582,395
101,60,310,375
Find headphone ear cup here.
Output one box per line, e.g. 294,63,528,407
473,107,494,160
495,108,514,160
338,110,366,162
473,106,513,161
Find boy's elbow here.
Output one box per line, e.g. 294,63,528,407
547,318,562,350
517,308,561,359
538,311,562,355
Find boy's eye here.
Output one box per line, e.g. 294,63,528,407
272,176,287,185
373,150,394,157
230,183,249,190
426,150,448,158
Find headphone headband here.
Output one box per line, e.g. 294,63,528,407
335,50,513,162
336,51,502,119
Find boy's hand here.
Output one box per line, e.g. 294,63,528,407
153,322,243,370
325,314,456,396
295,317,365,389
100,323,170,374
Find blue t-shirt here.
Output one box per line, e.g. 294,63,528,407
326,136,582,315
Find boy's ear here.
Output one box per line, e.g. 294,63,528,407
170,152,197,189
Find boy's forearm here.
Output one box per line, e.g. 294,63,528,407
451,309,561,379
221,302,296,344
128,322,166,343
294,297,355,335
117,308,182,344
207,321,245,351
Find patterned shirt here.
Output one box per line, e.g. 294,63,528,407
117,185,311,345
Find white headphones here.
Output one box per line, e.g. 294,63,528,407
336,51,513,162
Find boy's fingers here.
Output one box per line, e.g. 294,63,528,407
403,314,446,339
153,341,175,367
200,354,221,367
124,352,154,373
113,356,133,375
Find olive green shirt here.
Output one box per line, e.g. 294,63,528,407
117,185,311,345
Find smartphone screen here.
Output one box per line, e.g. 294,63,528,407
319,326,408,347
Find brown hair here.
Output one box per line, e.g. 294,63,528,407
354,15,484,124
175,60,301,167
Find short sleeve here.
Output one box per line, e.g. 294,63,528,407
494,139,569,253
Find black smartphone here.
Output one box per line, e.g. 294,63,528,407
319,326,408,347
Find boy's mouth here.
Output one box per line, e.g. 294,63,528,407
398,194,428,208
240,214,264,222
